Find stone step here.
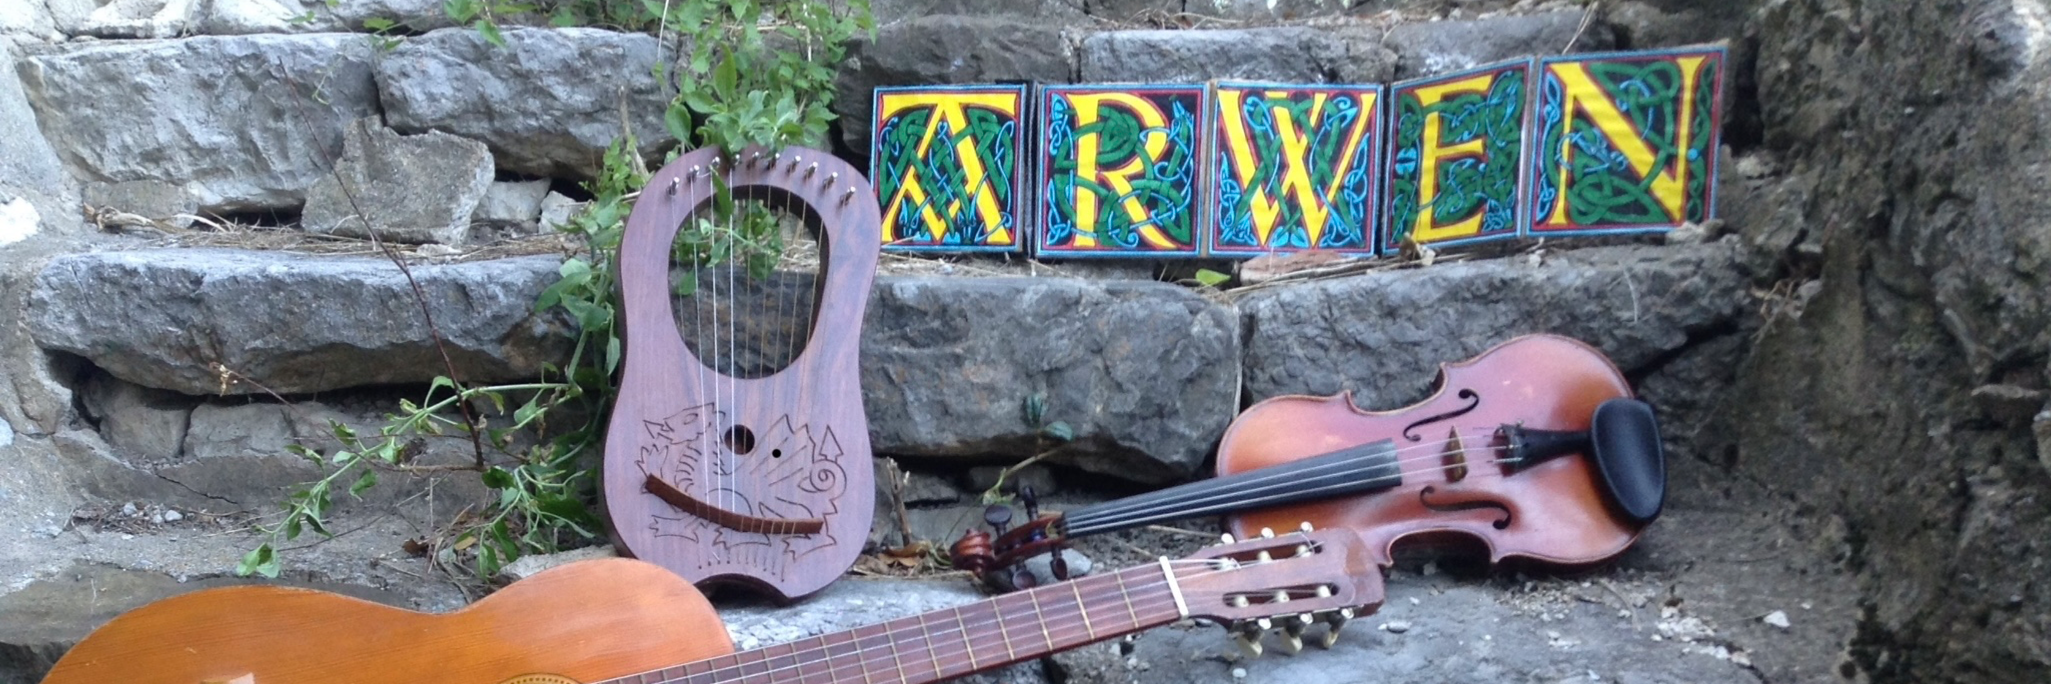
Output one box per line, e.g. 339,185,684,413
0,507,1827,684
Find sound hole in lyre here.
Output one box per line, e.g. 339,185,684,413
671,189,825,380
724,424,757,454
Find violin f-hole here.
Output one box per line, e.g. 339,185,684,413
1401,388,1481,441
1417,485,1512,530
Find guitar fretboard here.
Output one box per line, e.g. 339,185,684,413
608,563,1189,684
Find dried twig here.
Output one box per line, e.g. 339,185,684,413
273,58,486,467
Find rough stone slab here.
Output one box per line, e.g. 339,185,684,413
69,0,197,39
833,15,1077,152
1239,241,1752,409
79,373,194,460
473,180,551,228
1080,26,1395,84
25,249,576,396
862,277,1240,484
376,27,671,180
82,180,199,228
0,0,62,41
300,119,495,245
1384,9,1615,79
1,41,78,240
197,0,455,35
16,33,379,213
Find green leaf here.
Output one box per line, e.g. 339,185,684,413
605,336,622,374
1192,268,1232,288
363,17,396,31
1022,393,1046,427
713,51,739,100
1041,421,1075,442
285,444,322,464
664,103,694,144
349,469,379,498
513,395,544,427
474,19,505,48
482,466,516,489
236,544,280,578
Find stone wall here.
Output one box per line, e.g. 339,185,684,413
18,1,2051,683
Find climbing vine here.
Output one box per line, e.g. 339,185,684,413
238,0,872,580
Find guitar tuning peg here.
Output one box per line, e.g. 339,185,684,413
1259,527,1275,538
1219,532,1236,544
1298,521,1314,533
1318,607,1355,649
1230,620,1266,658
1275,623,1306,656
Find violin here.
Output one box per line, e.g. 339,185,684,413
36,528,1380,684
954,334,1666,591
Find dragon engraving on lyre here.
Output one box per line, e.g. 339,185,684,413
635,404,847,570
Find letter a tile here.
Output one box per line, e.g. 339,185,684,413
871,84,1031,253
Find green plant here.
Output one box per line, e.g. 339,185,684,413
241,0,872,581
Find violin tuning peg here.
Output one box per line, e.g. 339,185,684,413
1050,554,1070,581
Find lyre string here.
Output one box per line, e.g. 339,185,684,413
602,545,1334,684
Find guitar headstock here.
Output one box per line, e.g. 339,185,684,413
1173,523,1385,657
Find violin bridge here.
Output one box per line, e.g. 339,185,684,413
1440,427,1468,482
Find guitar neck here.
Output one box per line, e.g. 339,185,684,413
612,563,1190,684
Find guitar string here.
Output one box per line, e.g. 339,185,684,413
639,551,1337,684
621,544,1340,684
1065,426,1551,532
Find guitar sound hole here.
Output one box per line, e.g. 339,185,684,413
724,425,757,454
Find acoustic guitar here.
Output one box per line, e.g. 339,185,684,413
36,528,1380,684
603,144,880,602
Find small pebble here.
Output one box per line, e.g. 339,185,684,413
121,502,138,517
1762,610,1791,629
163,509,183,522
151,512,165,524
1381,620,1411,633
1231,667,1247,679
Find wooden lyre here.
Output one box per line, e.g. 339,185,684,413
602,144,879,602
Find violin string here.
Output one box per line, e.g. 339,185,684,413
624,541,1341,684
1064,426,1524,531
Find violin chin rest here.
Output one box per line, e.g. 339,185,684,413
1590,398,1667,525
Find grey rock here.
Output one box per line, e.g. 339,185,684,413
197,0,454,35
863,277,1240,484
968,463,1058,497
1080,26,1395,84
0,41,78,240
70,0,197,39
377,27,673,180
0,415,11,448
1239,241,1750,409
473,180,551,230
1385,9,1614,80
82,180,198,228
869,0,1089,27
301,118,495,245
181,402,293,459
42,0,95,35
17,33,379,212
497,544,618,582
79,372,195,460
26,249,575,396
0,0,61,40
834,15,1076,152
537,191,584,233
